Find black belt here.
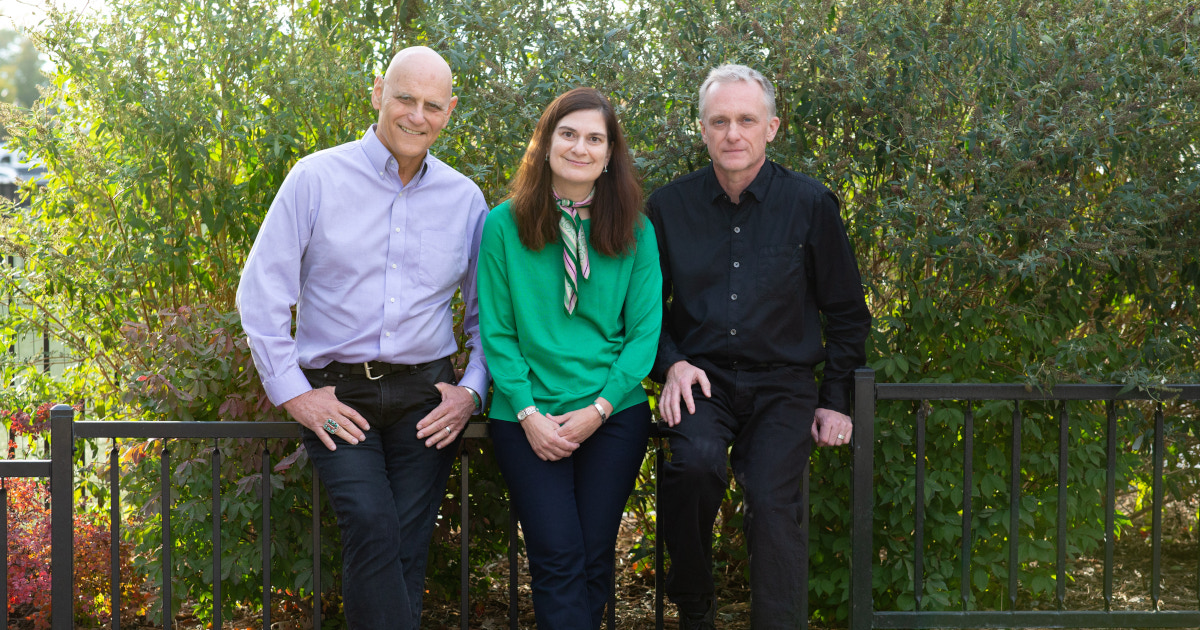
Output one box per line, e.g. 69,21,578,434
315,360,438,380
710,360,792,372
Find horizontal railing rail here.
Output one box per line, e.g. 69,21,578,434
852,368,1200,630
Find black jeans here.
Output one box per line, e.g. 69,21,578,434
491,402,653,630
658,360,817,629
300,358,459,630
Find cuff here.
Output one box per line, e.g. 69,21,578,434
264,366,314,407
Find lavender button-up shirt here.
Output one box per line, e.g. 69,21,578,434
237,126,490,406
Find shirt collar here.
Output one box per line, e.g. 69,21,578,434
361,125,430,187
704,159,774,203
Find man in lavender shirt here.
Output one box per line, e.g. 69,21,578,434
236,46,489,629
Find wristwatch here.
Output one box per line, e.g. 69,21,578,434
516,405,538,422
461,386,482,413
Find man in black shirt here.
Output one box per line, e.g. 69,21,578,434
647,64,871,629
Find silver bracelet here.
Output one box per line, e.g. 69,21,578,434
592,401,609,423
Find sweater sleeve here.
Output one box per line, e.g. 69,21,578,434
477,207,537,420
598,220,664,406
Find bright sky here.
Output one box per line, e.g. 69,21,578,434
1,0,106,31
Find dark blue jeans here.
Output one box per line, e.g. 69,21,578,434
658,361,818,629
491,402,652,630
301,358,459,630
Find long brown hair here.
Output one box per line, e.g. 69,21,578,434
508,87,643,256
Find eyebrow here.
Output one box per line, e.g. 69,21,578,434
556,124,607,139
393,92,446,110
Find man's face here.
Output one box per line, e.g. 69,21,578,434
700,80,780,181
371,60,457,164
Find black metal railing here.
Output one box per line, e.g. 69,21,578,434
6,369,1200,629
850,368,1200,630
5,408,644,630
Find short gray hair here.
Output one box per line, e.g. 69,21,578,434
698,64,777,122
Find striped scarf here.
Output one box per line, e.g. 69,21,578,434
554,187,594,315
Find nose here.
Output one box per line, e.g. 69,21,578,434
408,103,426,125
570,137,588,154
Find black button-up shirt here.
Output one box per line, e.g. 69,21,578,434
647,161,871,414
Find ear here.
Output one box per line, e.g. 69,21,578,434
765,115,781,143
446,94,459,118
371,76,384,111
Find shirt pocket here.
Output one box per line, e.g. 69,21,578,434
756,243,806,300
418,229,466,288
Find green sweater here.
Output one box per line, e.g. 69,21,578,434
478,200,663,422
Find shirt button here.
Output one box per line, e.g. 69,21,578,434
395,227,401,233
398,191,405,197
730,329,737,336
733,226,741,233
385,332,391,337
390,297,396,303
731,293,738,300
733,261,740,268
391,264,397,269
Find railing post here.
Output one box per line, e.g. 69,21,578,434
50,404,75,629
849,368,875,630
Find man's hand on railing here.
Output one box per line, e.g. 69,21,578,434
282,387,371,450
811,407,852,447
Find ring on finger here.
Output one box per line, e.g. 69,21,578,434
837,433,845,440
444,426,452,435
323,418,340,434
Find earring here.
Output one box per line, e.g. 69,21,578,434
545,154,549,161
603,164,608,173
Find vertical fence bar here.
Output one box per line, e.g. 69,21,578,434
212,440,222,630
161,445,172,627
849,368,875,630
1152,403,1164,611
961,402,974,611
1008,401,1022,611
1,482,7,630
110,443,122,629
461,449,470,630
1104,401,1115,612
655,437,665,630
312,466,322,629
51,404,75,628
509,508,519,630
914,402,927,611
1056,401,1068,611
799,457,810,630
262,448,272,630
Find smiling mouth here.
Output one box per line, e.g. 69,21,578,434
563,159,591,166
399,125,425,136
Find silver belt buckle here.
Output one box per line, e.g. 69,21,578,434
363,362,383,380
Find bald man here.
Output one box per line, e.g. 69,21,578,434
237,46,490,629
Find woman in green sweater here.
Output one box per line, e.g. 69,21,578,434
478,87,662,629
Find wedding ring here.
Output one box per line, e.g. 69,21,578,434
444,427,452,434
323,418,340,434
837,433,845,440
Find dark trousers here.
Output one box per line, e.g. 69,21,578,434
491,402,653,630
658,361,817,629
301,358,460,630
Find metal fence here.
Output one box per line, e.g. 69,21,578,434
5,369,1200,629
850,368,1200,629
1,408,648,630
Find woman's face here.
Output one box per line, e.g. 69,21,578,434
547,108,612,195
